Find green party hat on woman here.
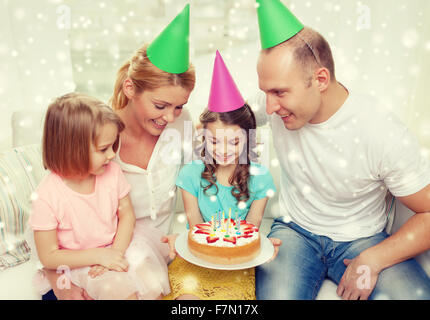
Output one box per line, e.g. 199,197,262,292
147,4,190,74
256,0,304,49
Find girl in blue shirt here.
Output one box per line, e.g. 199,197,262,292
163,50,277,300
177,104,276,228
164,104,277,300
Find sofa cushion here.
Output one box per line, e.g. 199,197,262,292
0,144,46,270
0,259,40,299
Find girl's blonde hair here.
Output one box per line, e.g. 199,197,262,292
43,92,125,177
110,44,196,110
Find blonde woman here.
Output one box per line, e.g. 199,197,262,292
40,5,196,300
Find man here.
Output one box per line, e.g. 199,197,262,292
254,0,430,300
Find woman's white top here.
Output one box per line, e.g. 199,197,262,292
114,109,194,235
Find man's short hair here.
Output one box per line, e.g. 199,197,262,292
265,27,336,85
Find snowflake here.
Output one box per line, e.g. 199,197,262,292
266,189,275,198
402,29,419,48
238,201,246,210
270,158,279,167
183,275,199,291
250,166,260,176
302,185,312,195
176,213,186,224
338,158,348,168
288,150,300,163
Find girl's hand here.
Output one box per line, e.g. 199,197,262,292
88,265,108,278
267,238,282,263
161,233,179,260
96,248,129,272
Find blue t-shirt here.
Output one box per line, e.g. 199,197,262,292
176,160,276,222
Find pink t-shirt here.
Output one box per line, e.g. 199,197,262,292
29,161,131,250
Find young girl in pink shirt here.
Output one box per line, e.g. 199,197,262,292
29,93,170,300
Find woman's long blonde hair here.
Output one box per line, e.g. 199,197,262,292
110,44,196,110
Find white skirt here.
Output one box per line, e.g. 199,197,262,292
33,220,171,300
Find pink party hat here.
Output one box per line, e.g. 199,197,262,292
208,50,245,113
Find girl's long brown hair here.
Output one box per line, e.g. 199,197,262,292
199,104,258,203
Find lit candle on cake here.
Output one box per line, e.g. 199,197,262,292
219,210,222,227
235,210,238,228
227,208,231,234
235,210,241,235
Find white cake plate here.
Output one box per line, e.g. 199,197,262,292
175,231,275,270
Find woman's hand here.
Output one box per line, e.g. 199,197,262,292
161,233,179,260
96,248,129,272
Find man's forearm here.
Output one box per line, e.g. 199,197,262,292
360,212,430,272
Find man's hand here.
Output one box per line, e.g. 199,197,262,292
267,238,282,263
336,254,380,300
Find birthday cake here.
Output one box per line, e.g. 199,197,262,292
188,217,261,265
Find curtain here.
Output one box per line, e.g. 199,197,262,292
289,0,430,148
0,0,74,149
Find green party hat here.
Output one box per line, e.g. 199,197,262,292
256,0,304,49
147,4,190,74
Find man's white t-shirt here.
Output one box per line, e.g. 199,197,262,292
252,90,430,241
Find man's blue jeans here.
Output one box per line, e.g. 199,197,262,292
256,218,430,300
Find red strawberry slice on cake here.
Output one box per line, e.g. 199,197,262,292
195,229,210,235
206,236,219,243
238,234,253,239
223,236,237,244
195,223,211,229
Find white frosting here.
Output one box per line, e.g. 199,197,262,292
190,220,259,247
